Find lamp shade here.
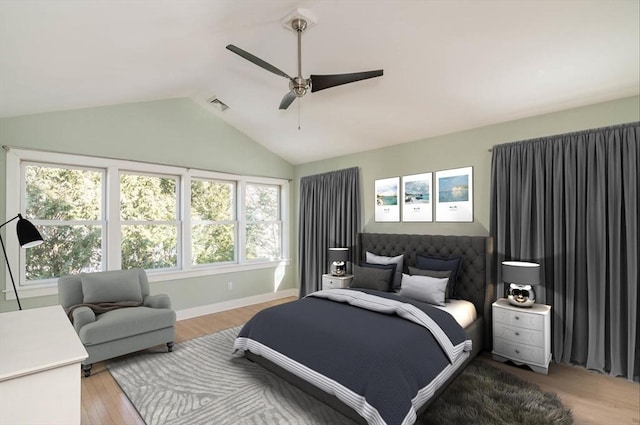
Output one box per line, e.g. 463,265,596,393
0,213,44,310
502,261,540,285
16,215,44,248
502,260,540,307
328,247,349,276
328,247,349,263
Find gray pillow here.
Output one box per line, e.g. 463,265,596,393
366,251,404,291
408,267,451,298
350,264,394,292
415,254,463,299
399,273,448,306
81,271,143,304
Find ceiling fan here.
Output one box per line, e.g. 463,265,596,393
226,17,383,110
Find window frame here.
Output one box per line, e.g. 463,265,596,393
4,148,290,300
189,176,238,267
20,161,107,284
244,182,283,262
119,170,182,272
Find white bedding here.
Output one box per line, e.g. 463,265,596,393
434,299,477,328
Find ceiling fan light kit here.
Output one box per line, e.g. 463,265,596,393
226,9,383,110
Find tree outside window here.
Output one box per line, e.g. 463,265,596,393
23,164,103,282
120,173,178,270
9,149,288,287
245,183,281,260
191,179,236,265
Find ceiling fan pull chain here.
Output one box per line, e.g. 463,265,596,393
298,99,301,131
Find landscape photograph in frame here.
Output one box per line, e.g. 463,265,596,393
435,166,473,222
402,172,432,222
375,177,400,222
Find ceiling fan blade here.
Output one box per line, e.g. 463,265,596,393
279,92,297,110
226,45,292,80
310,70,383,93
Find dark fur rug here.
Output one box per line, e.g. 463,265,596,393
419,360,574,425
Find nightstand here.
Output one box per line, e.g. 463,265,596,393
492,298,551,374
321,274,353,290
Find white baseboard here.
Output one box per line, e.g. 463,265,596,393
175,288,298,321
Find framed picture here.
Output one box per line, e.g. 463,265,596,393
402,172,432,222
435,166,473,222
374,177,400,222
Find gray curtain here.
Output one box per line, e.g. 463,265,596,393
298,167,361,297
490,122,639,381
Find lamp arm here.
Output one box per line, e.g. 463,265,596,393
0,214,20,229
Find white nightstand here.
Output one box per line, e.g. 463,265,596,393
492,298,551,374
321,274,353,290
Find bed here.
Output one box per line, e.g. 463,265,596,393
234,233,494,425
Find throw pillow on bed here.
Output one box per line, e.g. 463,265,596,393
408,267,451,299
399,273,448,306
350,264,395,292
365,251,404,291
360,261,397,277
415,254,463,299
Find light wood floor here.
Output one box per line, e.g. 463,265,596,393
82,297,639,425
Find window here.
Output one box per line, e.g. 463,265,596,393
4,148,289,297
245,183,281,260
120,173,179,270
23,163,104,283
191,178,236,265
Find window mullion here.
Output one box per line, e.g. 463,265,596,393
121,220,180,226
281,181,289,260
237,180,246,264
106,166,121,270
182,173,191,271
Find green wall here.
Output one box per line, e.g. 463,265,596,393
2,95,638,313
294,95,640,238
0,98,296,312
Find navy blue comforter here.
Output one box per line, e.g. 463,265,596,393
234,289,471,425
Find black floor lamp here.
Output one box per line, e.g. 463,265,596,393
0,214,44,310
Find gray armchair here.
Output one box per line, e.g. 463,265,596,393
58,268,176,377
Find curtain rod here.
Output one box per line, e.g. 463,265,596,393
487,121,638,152
2,145,293,182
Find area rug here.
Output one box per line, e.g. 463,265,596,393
107,326,573,425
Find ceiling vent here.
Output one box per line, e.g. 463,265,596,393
208,96,229,112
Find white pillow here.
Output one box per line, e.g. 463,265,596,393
399,273,448,306
366,251,404,291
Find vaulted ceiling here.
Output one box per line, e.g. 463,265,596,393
1,1,638,164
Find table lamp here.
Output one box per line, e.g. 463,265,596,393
328,247,349,276
502,260,540,308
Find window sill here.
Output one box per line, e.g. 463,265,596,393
4,259,292,300
145,259,292,282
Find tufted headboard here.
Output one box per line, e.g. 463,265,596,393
357,233,494,347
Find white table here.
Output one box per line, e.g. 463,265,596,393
321,274,353,290
0,305,88,425
492,298,551,374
